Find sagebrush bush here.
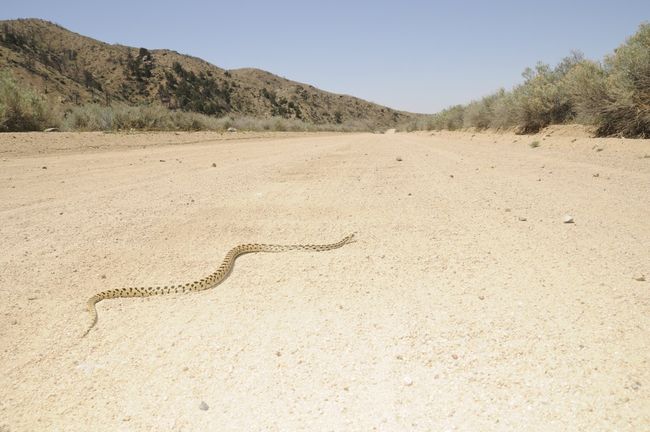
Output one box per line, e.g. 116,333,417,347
429,105,465,130
0,72,60,131
419,23,649,138
562,60,608,124
599,23,650,137
463,90,504,129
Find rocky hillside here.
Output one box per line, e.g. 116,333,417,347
0,18,411,126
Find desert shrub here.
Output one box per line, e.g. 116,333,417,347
60,104,375,132
598,23,650,137
425,25,649,137
562,60,608,124
489,91,518,129
509,61,575,133
0,71,60,131
463,90,505,129
429,105,465,130
61,103,224,131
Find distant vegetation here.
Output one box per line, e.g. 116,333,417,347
408,23,650,138
0,72,373,132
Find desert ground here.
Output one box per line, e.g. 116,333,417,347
0,129,648,431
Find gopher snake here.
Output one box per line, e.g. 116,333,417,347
82,233,355,337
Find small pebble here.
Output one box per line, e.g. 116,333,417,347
451,354,459,360
518,216,527,221
402,376,413,386
504,208,511,212
211,163,217,167
199,401,209,411
159,159,166,162
634,275,646,282
593,173,599,177
396,157,403,162
563,215,574,224
42,166,47,169
478,296,485,300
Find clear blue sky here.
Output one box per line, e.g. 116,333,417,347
2,0,648,113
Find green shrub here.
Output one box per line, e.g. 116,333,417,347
429,105,465,130
463,90,504,129
509,59,576,133
0,71,60,131
562,60,608,125
422,24,649,137
599,23,650,137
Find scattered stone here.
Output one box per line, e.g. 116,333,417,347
571,138,577,143
593,173,600,177
478,296,485,300
27,296,37,301
227,127,237,133
402,376,413,386
407,193,412,196
11,319,17,325
211,163,217,167
596,147,604,152
100,274,107,279
451,354,459,360
504,208,511,212
43,127,59,132
42,166,47,169
396,157,403,162
518,216,527,221
449,174,454,178
159,159,166,162
634,275,646,282
563,215,574,224
199,401,209,411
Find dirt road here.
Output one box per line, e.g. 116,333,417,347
1,130,648,430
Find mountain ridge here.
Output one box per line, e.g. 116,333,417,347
0,18,413,126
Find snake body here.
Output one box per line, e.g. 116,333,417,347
83,233,355,337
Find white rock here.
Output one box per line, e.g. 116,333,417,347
402,376,413,386
563,215,574,224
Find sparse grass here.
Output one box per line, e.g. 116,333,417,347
529,140,540,148
60,103,374,132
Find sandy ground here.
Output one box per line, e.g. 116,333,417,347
0,129,648,431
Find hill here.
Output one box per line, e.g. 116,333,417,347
0,18,411,127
